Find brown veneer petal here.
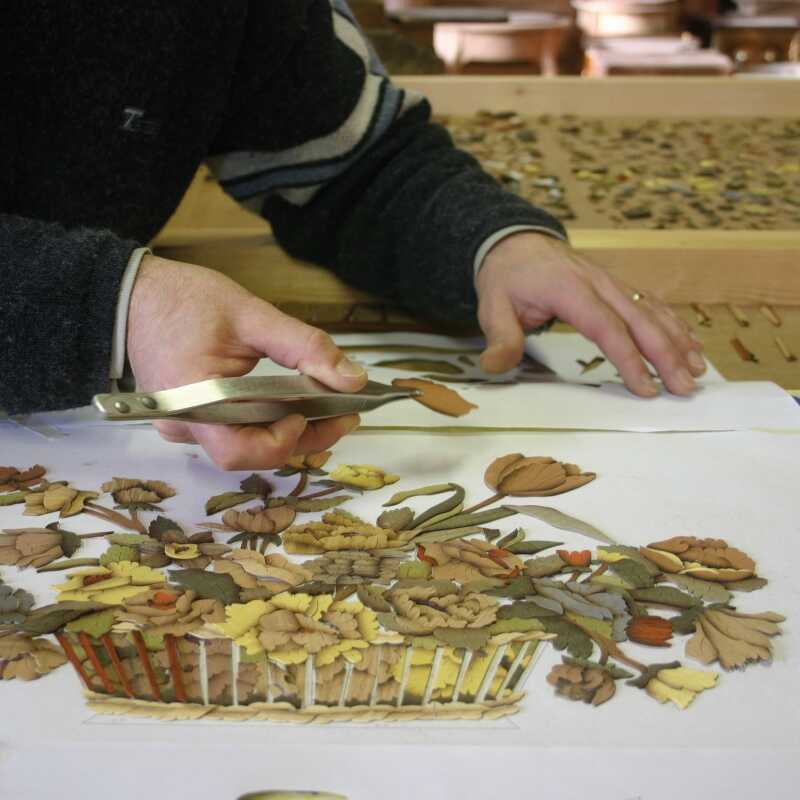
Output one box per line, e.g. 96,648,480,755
391,378,477,418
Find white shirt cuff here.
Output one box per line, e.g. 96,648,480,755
473,225,567,286
110,247,151,384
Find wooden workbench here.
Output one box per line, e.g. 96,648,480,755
153,77,800,389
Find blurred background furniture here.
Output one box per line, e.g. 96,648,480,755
583,32,734,71
433,14,571,73
713,13,800,65
571,0,681,37
348,1,799,76
736,58,800,70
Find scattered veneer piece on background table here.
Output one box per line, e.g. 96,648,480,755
691,303,712,327
774,335,797,363
391,377,478,417
760,305,782,327
731,337,759,363
727,304,750,328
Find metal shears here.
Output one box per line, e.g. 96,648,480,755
93,375,420,425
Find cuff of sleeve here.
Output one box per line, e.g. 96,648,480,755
473,225,567,286
110,247,151,384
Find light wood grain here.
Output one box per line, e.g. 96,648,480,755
154,166,269,247
158,238,373,305
672,304,800,388
573,235,800,305
396,75,800,116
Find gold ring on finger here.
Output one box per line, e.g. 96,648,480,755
631,291,647,303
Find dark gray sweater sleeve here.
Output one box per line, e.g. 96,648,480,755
208,0,566,324
266,104,567,323
0,215,139,414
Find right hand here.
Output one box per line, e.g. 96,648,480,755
126,255,368,470
475,232,705,397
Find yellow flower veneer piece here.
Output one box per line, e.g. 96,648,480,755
55,562,165,604
210,600,270,641
595,549,628,564
270,592,333,620
164,543,200,560
329,465,399,490
646,667,719,710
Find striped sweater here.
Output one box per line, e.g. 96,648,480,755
0,0,565,414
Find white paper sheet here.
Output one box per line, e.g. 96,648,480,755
333,332,486,352
334,330,725,385
525,330,724,385
8,371,798,437
349,374,797,432
1,424,799,799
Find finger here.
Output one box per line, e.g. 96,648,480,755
591,279,697,395
649,304,707,377
663,306,706,353
154,420,198,444
636,297,697,361
190,414,308,471
293,414,361,455
654,301,701,348
477,290,526,373
553,280,660,397
237,302,367,392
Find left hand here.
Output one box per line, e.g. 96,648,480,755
475,232,706,398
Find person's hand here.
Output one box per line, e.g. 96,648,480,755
126,255,367,469
475,232,706,397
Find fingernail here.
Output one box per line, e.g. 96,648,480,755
286,414,307,434
336,357,366,378
343,414,361,434
677,368,697,392
640,375,659,397
688,351,707,374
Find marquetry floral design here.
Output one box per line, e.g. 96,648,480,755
24,484,99,518
55,562,166,605
380,583,498,635
0,465,47,493
484,454,596,497
101,477,176,508
546,659,617,706
0,529,71,570
640,536,756,583
0,453,787,720
283,510,415,554
0,634,66,681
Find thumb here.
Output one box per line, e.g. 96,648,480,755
478,290,526,374
238,301,367,391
